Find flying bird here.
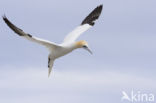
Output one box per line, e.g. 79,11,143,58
3,5,103,77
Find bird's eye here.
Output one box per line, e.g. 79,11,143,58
83,45,87,48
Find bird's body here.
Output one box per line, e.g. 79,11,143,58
3,5,103,77
49,43,74,59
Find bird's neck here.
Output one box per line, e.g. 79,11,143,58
73,42,82,49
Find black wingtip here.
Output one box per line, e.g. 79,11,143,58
2,14,10,25
2,15,25,36
2,14,7,21
99,4,103,11
97,4,103,9
99,4,103,7
81,4,103,26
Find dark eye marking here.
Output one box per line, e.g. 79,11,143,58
83,45,87,48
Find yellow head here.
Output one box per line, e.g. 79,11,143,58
75,40,92,54
75,40,88,48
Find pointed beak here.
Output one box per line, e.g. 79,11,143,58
84,47,93,54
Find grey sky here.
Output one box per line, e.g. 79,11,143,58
0,0,156,103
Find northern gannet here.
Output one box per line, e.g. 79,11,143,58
3,5,103,77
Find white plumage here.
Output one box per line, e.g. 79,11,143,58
62,24,92,45
3,5,103,77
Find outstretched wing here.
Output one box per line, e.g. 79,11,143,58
3,15,59,50
62,5,103,44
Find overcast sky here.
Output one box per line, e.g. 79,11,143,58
0,0,156,103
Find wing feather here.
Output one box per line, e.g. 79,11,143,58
3,15,59,49
62,5,103,44
63,24,91,44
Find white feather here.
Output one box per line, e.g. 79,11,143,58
62,24,92,44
